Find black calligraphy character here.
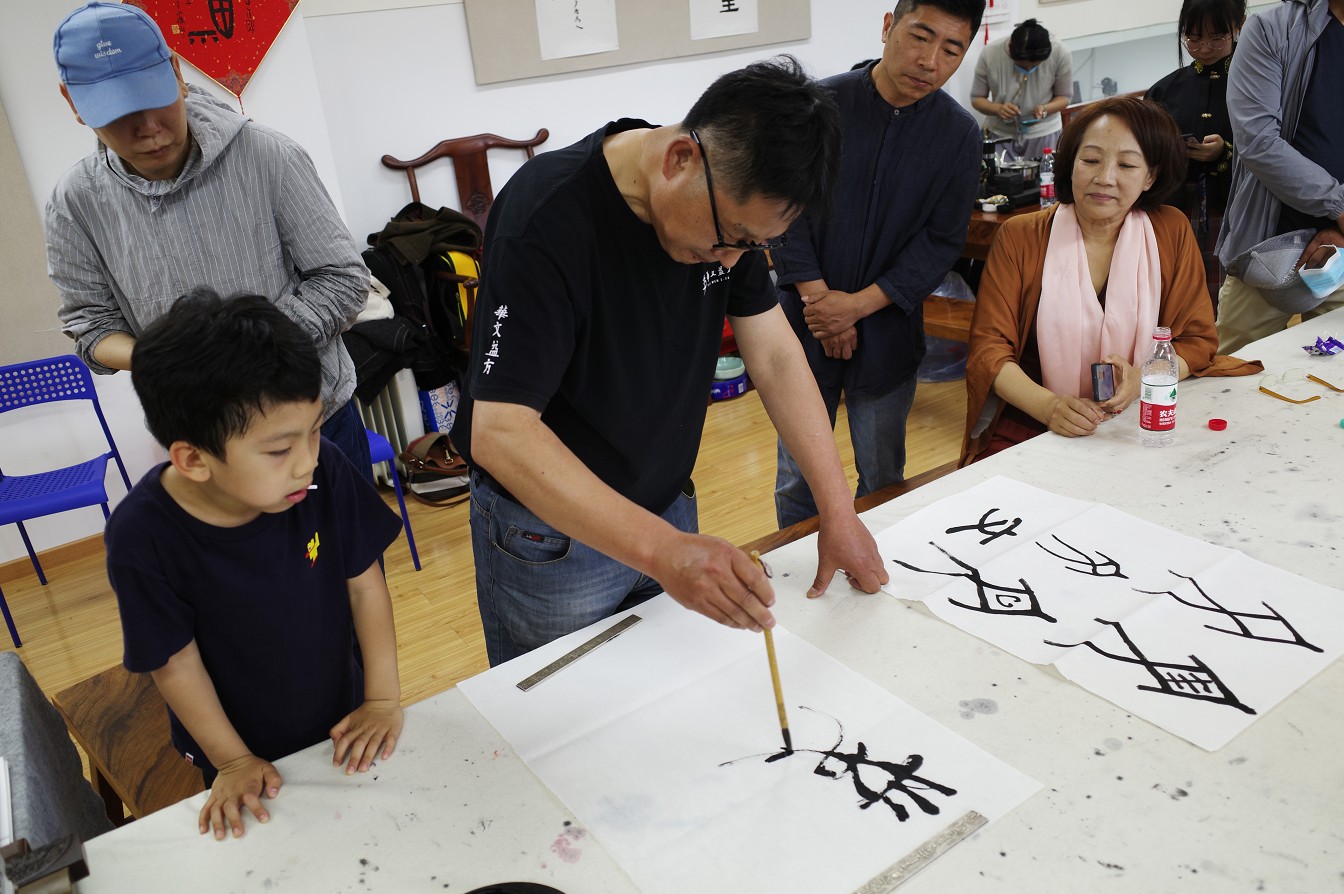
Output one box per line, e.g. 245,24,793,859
1046,619,1256,714
1136,571,1323,652
208,0,235,39
944,507,1023,545
1036,534,1128,579
721,707,957,822
894,542,1057,622
720,0,742,11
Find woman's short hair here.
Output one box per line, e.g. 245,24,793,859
1053,95,1188,210
1009,19,1052,63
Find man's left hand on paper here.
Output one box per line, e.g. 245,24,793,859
807,510,888,599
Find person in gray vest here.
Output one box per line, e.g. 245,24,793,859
45,1,372,472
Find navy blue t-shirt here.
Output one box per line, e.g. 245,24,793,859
106,437,401,772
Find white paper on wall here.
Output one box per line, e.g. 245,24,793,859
689,0,759,40
535,0,619,61
460,595,1040,894
874,476,1344,750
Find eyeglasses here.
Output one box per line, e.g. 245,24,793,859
689,129,786,253
1258,368,1343,404
1183,35,1232,50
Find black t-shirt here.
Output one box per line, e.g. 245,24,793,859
1281,15,1344,232
453,119,777,514
106,437,401,771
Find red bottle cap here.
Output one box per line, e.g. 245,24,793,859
1208,418,1227,431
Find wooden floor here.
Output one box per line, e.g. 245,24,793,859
2,379,967,709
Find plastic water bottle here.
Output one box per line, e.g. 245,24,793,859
1039,147,1056,208
1140,326,1178,447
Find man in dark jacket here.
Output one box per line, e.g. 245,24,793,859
772,0,982,527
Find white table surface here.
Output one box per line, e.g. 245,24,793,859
77,310,1344,893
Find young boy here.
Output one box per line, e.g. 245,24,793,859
106,289,404,840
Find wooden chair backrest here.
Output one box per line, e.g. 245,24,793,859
380,129,549,231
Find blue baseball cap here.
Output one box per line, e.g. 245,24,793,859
54,2,180,129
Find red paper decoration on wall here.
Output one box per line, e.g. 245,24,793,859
127,0,299,98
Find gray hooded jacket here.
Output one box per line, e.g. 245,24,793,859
1217,0,1344,265
46,86,367,421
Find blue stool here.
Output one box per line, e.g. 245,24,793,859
365,430,421,571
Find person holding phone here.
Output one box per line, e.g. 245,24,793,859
1146,0,1247,306
971,19,1074,160
960,96,1257,466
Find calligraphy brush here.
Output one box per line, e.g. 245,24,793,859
750,549,793,755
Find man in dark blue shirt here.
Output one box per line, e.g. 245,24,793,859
772,0,982,528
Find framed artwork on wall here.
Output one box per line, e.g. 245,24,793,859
463,0,810,85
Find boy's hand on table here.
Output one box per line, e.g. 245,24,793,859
200,754,282,840
330,699,403,775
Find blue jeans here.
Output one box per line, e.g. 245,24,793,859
470,471,699,666
774,376,918,529
321,398,373,485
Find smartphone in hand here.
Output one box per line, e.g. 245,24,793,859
1091,362,1116,402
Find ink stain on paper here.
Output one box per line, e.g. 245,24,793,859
722,707,958,822
1152,783,1191,801
958,698,998,719
550,823,586,863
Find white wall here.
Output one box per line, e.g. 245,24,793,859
0,0,1192,563
306,1,916,245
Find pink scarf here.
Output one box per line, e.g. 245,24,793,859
1036,205,1161,398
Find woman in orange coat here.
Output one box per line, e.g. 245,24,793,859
962,96,1238,465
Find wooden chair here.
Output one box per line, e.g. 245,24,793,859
380,129,548,353
53,664,204,826
380,129,549,232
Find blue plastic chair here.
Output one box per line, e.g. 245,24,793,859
365,429,421,571
0,356,132,647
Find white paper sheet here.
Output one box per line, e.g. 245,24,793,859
874,476,1344,750
689,0,759,40
535,0,619,61
460,595,1039,894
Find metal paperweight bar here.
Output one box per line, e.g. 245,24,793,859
515,614,643,692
